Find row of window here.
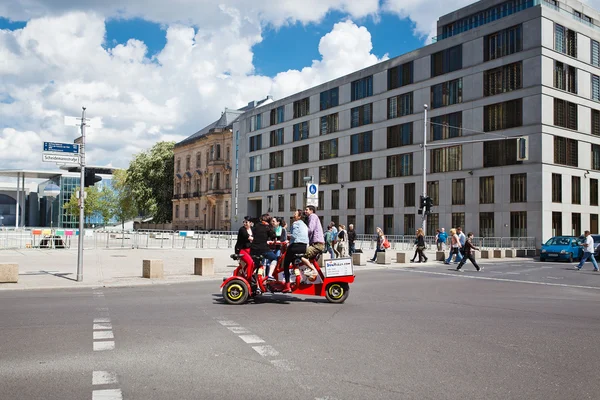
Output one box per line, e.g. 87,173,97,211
174,202,230,221
551,174,600,205
174,173,231,195
551,212,600,237
175,144,229,173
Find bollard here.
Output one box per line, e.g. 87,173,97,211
0,263,18,283
505,249,516,258
436,251,446,261
352,252,366,266
481,250,494,259
142,259,164,279
395,252,409,264
493,249,505,259
194,258,214,276
376,251,392,265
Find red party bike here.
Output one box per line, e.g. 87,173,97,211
220,241,355,305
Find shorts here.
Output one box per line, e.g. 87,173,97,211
305,243,325,259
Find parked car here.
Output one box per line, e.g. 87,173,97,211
539,236,583,262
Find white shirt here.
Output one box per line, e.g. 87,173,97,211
584,235,595,253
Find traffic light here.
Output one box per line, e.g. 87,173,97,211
424,196,434,215
419,195,427,209
84,170,102,187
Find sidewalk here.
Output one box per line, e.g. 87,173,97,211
0,248,526,290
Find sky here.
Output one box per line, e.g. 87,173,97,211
1,0,598,174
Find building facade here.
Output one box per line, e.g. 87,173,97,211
234,0,600,243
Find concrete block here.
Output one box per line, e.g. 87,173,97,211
376,251,392,265
493,249,505,259
481,250,494,259
0,263,18,283
395,252,410,264
436,251,446,261
505,249,516,258
194,257,214,276
352,252,366,266
516,249,527,257
142,259,164,279
528,249,540,257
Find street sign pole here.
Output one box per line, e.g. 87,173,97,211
76,107,86,282
422,105,428,233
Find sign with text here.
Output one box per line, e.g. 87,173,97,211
306,183,319,207
323,257,354,278
43,141,79,154
42,153,80,164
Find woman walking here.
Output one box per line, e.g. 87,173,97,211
369,227,386,262
336,224,348,257
411,228,428,263
444,228,462,265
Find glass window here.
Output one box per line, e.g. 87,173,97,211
384,185,394,208
293,121,309,141
552,173,562,203
319,139,338,160
554,136,578,167
269,173,283,190
350,131,372,154
484,25,522,61
404,183,415,207
320,87,339,111
388,61,413,90
592,40,600,67
278,195,285,212
292,145,309,164
510,173,527,203
249,135,262,152
510,211,527,237
387,92,413,119
387,122,413,148
593,75,600,102
483,139,519,167
350,159,372,181
484,61,522,96
387,153,413,177
554,61,577,94
331,190,339,210
351,76,373,101
384,215,394,235
593,145,600,170
249,176,261,193
452,179,465,205
351,104,373,128
479,212,495,237
404,214,415,235
365,187,375,208
431,78,462,109
269,151,283,168
431,112,462,141
572,176,581,205
289,193,297,211
431,45,463,77
480,176,495,204
320,113,339,135
430,146,462,173
270,129,284,147
347,188,356,209
555,24,577,58
319,164,338,185
427,181,439,205
484,99,523,132
293,98,310,118
552,211,562,236
591,179,599,206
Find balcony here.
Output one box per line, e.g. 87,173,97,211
182,193,189,199
173,194,181,200
192,191,200,198
208,158,225,166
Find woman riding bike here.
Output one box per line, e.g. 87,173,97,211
281,209,309,293
250,214,278,281
234,216,254,280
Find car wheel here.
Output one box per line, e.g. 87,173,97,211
568,253,573,263
539,257,546,262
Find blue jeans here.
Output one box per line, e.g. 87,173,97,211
446,248,461,264
577,251,599,270
349,243,355,255
261,251,278,276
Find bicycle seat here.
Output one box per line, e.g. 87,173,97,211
230,254,241,260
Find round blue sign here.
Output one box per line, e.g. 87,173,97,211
309,184,317,194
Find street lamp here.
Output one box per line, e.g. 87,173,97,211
43,184,61,230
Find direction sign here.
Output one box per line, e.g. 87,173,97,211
42,153,81,163
43,142,79,154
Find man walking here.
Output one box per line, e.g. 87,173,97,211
436,228,447,251
574,230,599,271
455,226,466,263
456,232,482,272
347,224,357,255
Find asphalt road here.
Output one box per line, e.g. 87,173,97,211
1,259,599,400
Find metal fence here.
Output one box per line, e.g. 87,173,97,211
0,228,537,251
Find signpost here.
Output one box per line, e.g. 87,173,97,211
306,183,319,207
42,153,80,163
43,142,79,154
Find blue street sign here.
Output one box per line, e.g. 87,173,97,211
43,142,79,154
309,184,318,195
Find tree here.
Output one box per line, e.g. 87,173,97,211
63,186,102,226
111,169,138,229
126,141,175,223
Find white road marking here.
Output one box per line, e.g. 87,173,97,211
218,320,238,326
546,276,564,280
92,389,123,400
239,335,265,344
94,331,114,340
96,307,109,311
228,326,250,334
271,359,294,371
93,371,118,385
94,341,115,351
395,269,600,290
94,323,113,330
252,345,280,357
94,317,111,323
504,272,521,275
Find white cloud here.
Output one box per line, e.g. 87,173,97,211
0,9,387,171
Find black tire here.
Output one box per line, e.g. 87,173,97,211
223,279,249,305
539,257,546,262
325,282,349,304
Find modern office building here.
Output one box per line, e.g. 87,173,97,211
234,0,600,242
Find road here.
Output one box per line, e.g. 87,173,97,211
1,259,599,400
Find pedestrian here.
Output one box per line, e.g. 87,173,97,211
369,227,386,262
456,226,466,263
574,230,599,271
347,224,357,255
324,226,336,259
411,228,428,263
436,228,448,251
444,228,462,264
301,205,325,277
456,232,482,272
337,224,348,257
329,221,340,257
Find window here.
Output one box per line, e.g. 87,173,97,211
249,135,262,152
592,40,600,67
351,76,373,101
351,104,373,128
593,214,599,234
290,193,297,211
270,106,285,125
319,164,338,184
510,174,527,203
269,173,283,190
593,110,600,136
350,131,372,154
554,136,578,167
348,188,356,209
388,61,413,90
320,88,339,111
320,113,339,135
384,185,394,208
554,62,577,94
293,97,310,118
249,176,261,193
431,78,462,109
387,123,413,148
426,214,439,236
277,195,284,212
364,215,375,235
404,214,415,235
347,215,356,228
365,187,375,208
591,179,599,206
484,25,523,61
249,155,262,172
387,153,413,177
484,99,522,132
428,181,439,205
430,146,462,173
572,213,581,236
292,145,309,164
479,212,495,237
452,213,465,230
215,173,221,189
175,205,179,218
431,44,462,77
293,169,309,187
387,92,413,119
331,190,339,210
431,112,461,141
267,195,273,212
319,139,338,160
552,212,562,236
269,151,283,168
484,61,522,96
552,173,562,203
384,215,394,235
452,179,465,205
255,114,262,130
483,139,519,167
571,176,581,205
176,159,181,173
510,211,527,237
593,75,600,101
293,121,309,141
195,203,199,218
593,145,600,170
404,183,415,207
196,153,201,168
555,24,577,58
270,129,284,147
480,176,495,204
318,191,324,210
350,159,372,181
225,174,230,189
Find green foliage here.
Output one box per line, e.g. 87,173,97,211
111,169,138,228
126,141,175,223
63,186,102,223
